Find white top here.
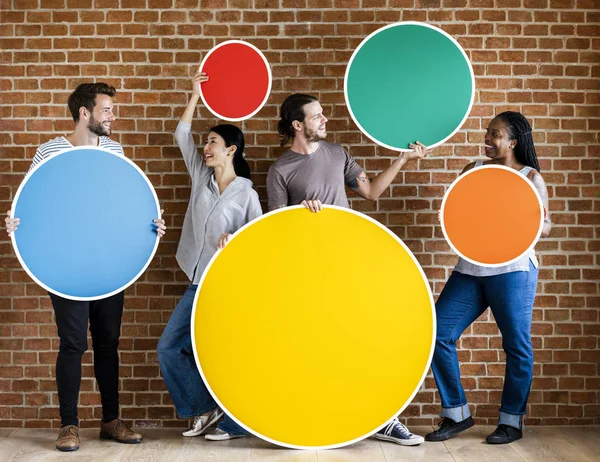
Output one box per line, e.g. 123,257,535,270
453,160,539,277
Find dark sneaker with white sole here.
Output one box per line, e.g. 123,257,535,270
486,424,522,444
375,418,424,446
425,416,475,442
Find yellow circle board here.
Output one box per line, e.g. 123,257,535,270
192,206,435,449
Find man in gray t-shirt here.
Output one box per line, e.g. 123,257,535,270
266,93,429,447
267,93,428,212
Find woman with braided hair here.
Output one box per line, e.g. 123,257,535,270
426,111,551,445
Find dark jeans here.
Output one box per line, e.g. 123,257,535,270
50,291,124,427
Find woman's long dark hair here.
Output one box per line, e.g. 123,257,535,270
496,111,540,172
209,124,251,179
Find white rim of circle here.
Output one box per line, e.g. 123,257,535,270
190,205,436,450
440,164,544,267
199,40,272,122
10,146,161,301
344,21,475,152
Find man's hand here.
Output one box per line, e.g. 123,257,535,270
153,209,166,238
217,233,232,249
5,210,19,236
405,141,430,161
301,199,323,213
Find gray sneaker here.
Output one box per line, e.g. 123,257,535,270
182,408,224,437
205,428,247,441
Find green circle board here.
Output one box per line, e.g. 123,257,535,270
345,22,475,152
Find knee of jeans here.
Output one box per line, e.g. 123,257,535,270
92,338,120,352
59,336,88,355
503,337,533,360
504,342,533,359
157,334,176,357
435,327,457,346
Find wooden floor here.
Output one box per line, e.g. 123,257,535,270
1,426,599,461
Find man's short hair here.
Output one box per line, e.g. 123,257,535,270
67,82,116,123
277,93,318,147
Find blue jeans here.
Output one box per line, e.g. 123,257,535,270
431,262,538,429
157,284,246,436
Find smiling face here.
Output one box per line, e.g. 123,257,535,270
86,94,115,137
203,131,235,168
299,101,328,142
484,117,516,160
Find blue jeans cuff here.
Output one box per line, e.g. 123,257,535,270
440,403,471,422
217,423,247,436
177,404,218,420
498,411,523,430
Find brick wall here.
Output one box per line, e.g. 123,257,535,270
0,0,598,429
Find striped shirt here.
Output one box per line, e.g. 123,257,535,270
28,136,124,174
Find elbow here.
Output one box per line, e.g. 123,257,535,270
540,224,551,238
366,191,381,201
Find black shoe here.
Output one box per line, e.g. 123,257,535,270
486,424,522,444
425,416,475,442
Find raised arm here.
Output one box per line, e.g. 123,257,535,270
181,69,207,124
348,141,430,201
174,69,209,176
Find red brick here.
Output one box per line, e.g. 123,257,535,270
0,0,597,428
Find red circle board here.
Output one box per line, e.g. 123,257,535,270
200,41,271,120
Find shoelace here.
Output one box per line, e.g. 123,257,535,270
114,419,126,434
494,424,514,435
191,410,217,431
382,418,412,438
60,425,78,438
191,415,204,430
436,418,450,429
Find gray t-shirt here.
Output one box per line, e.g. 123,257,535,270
266,141,364,209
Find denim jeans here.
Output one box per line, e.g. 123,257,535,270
157,284,246,435
431,262,538,429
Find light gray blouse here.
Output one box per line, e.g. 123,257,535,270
174,121,262,284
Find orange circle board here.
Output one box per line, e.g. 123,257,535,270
441,165,543,266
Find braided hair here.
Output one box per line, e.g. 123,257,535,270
496,111,540,172
277,93,318,147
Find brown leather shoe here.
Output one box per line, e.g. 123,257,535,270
56,425,79,451
99,418,142,444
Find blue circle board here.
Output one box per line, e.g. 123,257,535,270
12,147,160,300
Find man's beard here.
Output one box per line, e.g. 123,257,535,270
88,115,110,137
303,126,325,142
